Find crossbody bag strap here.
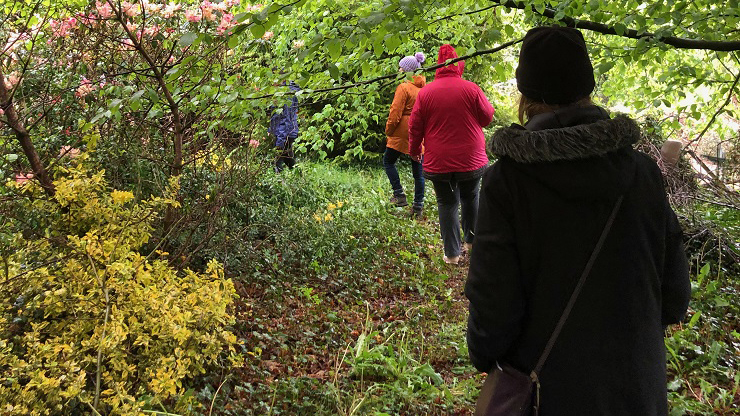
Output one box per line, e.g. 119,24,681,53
531,195,624,379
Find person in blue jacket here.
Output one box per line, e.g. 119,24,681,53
269,81,300,172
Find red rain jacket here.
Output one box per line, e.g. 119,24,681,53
409,44,494,174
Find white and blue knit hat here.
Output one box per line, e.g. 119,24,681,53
399,52,425,72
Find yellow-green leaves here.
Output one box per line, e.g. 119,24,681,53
1,163,239,415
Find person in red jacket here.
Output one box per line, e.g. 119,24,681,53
409,44,494,264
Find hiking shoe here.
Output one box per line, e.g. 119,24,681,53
410,206,423,219
443,255,460,265
389,194,408,207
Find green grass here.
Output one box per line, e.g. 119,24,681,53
206,160,479,415
201,161,738,416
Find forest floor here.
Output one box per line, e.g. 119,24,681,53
204,160,738,416
210,160,483,415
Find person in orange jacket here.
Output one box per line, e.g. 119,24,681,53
384,52,426,218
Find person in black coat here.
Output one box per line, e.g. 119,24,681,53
465,26,691,415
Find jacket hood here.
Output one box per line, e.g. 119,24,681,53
436,44,464,78
409,74,426,88
490,107,642,201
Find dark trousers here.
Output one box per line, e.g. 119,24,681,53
275,136,297,172
431,176,481,257
383,147,425,208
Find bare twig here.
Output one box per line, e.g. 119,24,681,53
208,376,230,416
87,251,110,411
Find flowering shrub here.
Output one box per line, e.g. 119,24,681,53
0,160,239,414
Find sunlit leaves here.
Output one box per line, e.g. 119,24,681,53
179,32,198,47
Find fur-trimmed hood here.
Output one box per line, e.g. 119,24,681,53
490,111,641,163
488,107,644,201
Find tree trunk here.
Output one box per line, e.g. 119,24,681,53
0,69,55,196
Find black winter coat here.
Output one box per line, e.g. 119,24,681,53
465,106,691,416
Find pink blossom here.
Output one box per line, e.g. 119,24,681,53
49,16,79,37
249,139,260,148
77,13,96,26
201,4,216,22
122,1,141,17
121,38,136,50
162,3,181,18
75,77,96,98
0,108,5,116
15,172,34,184
143,25,160,37
144,2,163,14
3,73,20,90
216,13,236,35
212,1,228,11
3,32,30,54
95,1,113,18
185,9,202,22
59,146,81,158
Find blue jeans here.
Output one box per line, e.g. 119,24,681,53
383,147,425,208
431,176,481,258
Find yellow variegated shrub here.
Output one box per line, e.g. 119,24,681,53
0,162,239,415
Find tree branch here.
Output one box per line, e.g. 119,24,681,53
247,37,523,100
492,0,740,52
431,5,497,24
687,69,740,146
0,68,56,196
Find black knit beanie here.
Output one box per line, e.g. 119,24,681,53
515,26,595,105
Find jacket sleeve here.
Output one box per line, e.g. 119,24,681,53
385,84,406,136
408,93,425,158
465,163,526,373
661,201,691,325
475,87,495,128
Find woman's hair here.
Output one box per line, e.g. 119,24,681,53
517,95,593,125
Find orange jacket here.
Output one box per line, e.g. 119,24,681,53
385,75,426,154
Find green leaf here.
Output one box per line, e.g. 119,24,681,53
373,38,384,58
385,34,401,52
179,32,198,47
597,61,615,73
328,63,340,79
714,297,730,307
687,311,701,328
250,25,265,39
697,263,710,285
228,35,239,49
326,39,341,61
504,25,515,37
